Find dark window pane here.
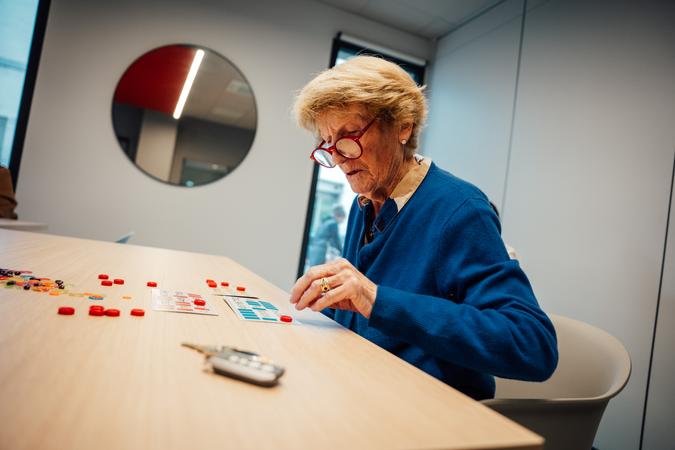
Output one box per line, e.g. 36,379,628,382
0,0,40,167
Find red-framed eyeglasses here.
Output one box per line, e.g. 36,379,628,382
310,117,376,168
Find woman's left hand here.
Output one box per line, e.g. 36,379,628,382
290,258,377,318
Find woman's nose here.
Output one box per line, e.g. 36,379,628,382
332,150,348,165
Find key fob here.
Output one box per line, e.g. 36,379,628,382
208,348,285,387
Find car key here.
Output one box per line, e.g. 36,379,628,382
182,343,285,387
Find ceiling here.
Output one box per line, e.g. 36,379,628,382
315,0,502,39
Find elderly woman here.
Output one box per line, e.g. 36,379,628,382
290,56,557,400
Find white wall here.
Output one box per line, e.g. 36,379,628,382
506,2,675,449
15,0,431,290
425,0,675,449
643,156,675,449
424,0,523,211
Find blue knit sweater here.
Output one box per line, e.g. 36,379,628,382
323,163,558,400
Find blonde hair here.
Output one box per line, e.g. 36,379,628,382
293,55,427,157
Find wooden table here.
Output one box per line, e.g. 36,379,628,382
0,229,543,450
0,218,47,231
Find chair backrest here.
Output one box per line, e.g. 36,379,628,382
115,231,135,244
482,314,631,450
493,314,631,401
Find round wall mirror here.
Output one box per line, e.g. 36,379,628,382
112,45,256,187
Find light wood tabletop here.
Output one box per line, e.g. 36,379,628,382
0,218,47,231
0,229,543,450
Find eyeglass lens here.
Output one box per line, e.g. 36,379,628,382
313,149,334,167
316,138,362,167
335,138,361,158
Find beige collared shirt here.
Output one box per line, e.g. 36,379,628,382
357,154,431,212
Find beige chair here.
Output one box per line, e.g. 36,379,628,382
482,314,631,450
115,231,135,244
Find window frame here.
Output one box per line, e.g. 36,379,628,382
7,0,51,189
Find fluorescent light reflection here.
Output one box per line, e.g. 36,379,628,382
173,49,205,119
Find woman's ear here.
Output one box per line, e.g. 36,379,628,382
399,121,413,142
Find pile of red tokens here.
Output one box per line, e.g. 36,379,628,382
206,279,247,293
98,274,125,286
57,305,145,317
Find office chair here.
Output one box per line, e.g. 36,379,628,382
115,231,135,244
482,314,631,450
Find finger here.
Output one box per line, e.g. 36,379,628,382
294,278,323,311
295,273,344,311
289,263,334,303
310,282,351,312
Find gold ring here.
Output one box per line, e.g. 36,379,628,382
320,277,331,293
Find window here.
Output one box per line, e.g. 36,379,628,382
0,0,47,185
297,33,426,277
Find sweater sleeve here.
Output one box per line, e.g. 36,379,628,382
367,198,558,381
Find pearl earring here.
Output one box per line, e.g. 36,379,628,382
401,139,407,145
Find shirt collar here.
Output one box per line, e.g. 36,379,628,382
357,154,431,212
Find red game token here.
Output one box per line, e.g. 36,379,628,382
280,315,293,323
89,308,104,316
58,306,75,315
207,281,217,288
105,309,120,317
113,279,124,285
98,274,109,280
221,281,229,287
236,286,246,292
194,299,206,306
101,280,113,286
130,308,145,317
146,281,157,287
206,279,215,284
